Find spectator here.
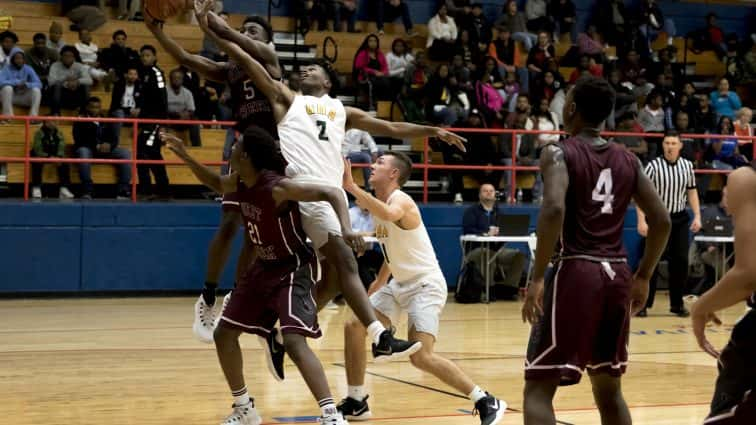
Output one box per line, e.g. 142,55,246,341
638,0,676,49
75,29,109,85
454,30,480,73
376,0,414,37
450,54,474,95
606,69,637,129
336,0,359,33
502,94,533,195
654,73,677,129
530,69,563,111
693,94,718,134
577,24,606,64
0,31,18,69
109,66,141,146
618,24,651,61
525,0,550,33
706,116,748,171
638,90,666,159
426,63,468,126
709,78,742,120
62,0,107,32
526,31,555,81
549,0,576,43
568,55,602,84
386,38,413,95
353,34,391,109
99,30,140,86
403,51,430,116
311,0,339,31
475,56,506,122
466,3,492,47
593,0,627,47
136,44,170,199
734,107,753,160
524,97,559,200
25,33,59,90
427,4,457,62
649,46,684,89
30,119,74,199
200,11,230,60
166,68,201,147
73,96,132,199
613,112,648,163
48,45,92,115
694,13,727,58
488,28,528,93
0,49,43,120
743,42,756,83
619,49,649,89
445,0,471,18
461,183,527,299
461,109,499,186
496,1,537,51
343,128,378,188
673,111,700,163
47,22,66,52
349,205,384,288
117,0,141,21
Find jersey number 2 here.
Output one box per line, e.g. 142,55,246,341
247,222,261,244
316,120,328,141
592,168,615,214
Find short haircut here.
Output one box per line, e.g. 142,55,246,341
87,96,101,104
112,30,127,40
314,58,340,92
140,44,157,55
33,33,47,42
60,45,78,57
0,30,18,43
170,68,184,78
572,76,615,125
664,129,680,138
383,151,412,187
243,15,273,43
242,126,286,174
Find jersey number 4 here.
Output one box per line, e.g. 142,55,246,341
592,168,615,214
316,120,328,141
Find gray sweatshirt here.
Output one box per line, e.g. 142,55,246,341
48,61,92,87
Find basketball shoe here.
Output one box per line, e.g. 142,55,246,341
193,295,216,344
258,327,285,381
473,393,506,425
337,396,372,421
320,412,349,425
372,328,422,362
220,400,261,425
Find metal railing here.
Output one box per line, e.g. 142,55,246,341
0,114,753,204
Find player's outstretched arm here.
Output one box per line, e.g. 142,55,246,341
161,131,236,194
632,161,672,281
144,18,227,82
345,106,467,152
342,159,417,226
206,12,282,80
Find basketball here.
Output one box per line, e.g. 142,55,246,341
143,0,192,22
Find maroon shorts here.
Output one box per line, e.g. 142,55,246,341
219,259,322,338
525,258,633,385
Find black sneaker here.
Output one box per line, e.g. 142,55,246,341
671,307,690,317
336,396,372,421
372,328,422,363
636,308,648,317
473,393,507,425
258,328,285,381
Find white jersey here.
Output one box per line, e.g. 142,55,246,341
277,94,346,186
374,190,443,285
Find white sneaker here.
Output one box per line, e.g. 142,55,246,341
321,412,349,425
59,187,74,199
214,291,232,328
32,186,42,199
220,401,262,425
193,295,216,344
453,193,463,204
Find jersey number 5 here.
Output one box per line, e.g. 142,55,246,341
243,80,255,100
592,168,615,214
316,120,328,141
247,222,261,244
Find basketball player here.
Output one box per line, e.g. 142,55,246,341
521,76,672,425
145,11,280,344
690,165,756,424
197,4,466,360
338,154,507,424
162,127,352,425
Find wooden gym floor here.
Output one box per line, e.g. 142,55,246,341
1,293,743,424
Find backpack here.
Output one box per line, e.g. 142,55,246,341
455,262,484,304
475,81,504,114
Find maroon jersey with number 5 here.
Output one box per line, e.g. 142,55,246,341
559,136,639,258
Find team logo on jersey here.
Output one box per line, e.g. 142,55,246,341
375,224,388,239
305,103,337,121
240,202,262,220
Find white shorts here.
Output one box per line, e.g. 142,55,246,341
295,178,348,251
370,274,447,338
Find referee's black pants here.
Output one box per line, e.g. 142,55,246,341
647,211,690,311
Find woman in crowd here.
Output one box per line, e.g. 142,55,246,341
353,34,391,108
426,3,457,61
386,38,413,97
734,107,754,160
426,63,468,126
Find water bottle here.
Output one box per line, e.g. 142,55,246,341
516,189,523,203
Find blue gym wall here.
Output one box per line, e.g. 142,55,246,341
0,202,644,293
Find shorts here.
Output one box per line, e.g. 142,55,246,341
525,259,633,386
220,259,322,338
370,274,447,338
705,309,756,424
295,179,348,250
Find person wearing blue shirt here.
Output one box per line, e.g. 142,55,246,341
709,78,742,120
0,48,43,119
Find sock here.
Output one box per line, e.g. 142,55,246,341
468,385,487,403
367,321,386,345
348,385,367,401
318,397,337,417
232,386,251,406
202,281,218,306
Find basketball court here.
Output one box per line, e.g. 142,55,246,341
1,293,738,424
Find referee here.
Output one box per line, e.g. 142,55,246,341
636,131,702,317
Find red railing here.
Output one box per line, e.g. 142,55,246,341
0,114,753,204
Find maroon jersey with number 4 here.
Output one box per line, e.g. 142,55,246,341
236,170,313,267
559,136,639,259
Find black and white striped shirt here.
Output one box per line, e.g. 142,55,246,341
645,157,697,214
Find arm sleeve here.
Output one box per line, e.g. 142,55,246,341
0,67,10,87
378,52,389,75
77,65,93,86
644,161,654,179
462,207,480,235
185,89,196,112
450,19,458,41
47,63,63,86
687,162,697,189
730,93,742,111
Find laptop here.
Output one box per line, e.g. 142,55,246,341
495,214,531,236
702,216,733,236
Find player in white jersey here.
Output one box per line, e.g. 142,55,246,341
338,153,507,425
195,2,466,364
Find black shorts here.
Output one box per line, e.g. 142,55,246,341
220,259,322,338
525,259,633,386
705,309,756,424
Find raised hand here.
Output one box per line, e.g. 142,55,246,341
435,128,467,152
